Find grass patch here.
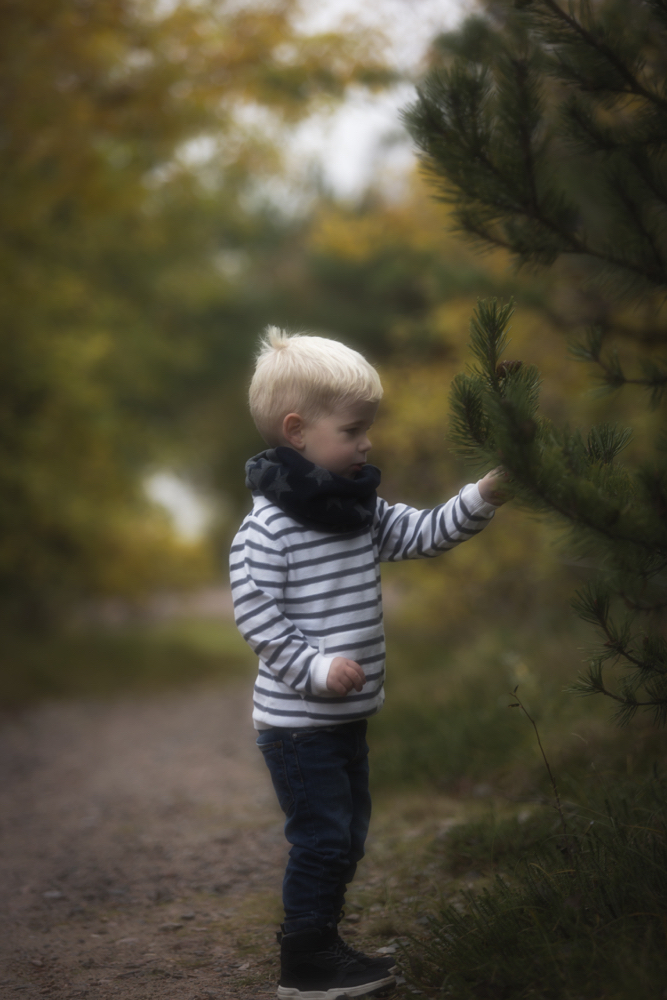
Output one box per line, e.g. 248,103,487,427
404,777,667,999
0,618,255,707
435,807,561,876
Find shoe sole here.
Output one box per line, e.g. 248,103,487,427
277,973,395,999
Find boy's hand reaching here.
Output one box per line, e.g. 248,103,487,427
327,657,366,695
477,466,512,507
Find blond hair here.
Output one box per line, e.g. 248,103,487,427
249,326,383,444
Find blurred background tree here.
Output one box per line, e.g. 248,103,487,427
0,0,389,626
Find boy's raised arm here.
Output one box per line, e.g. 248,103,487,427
375,481,498,563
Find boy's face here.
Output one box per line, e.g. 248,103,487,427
285,398,378,478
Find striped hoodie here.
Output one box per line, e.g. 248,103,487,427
229,482,496,729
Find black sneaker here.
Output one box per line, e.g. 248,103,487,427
278,924,396,975
334,935,397,975
278,924,395,999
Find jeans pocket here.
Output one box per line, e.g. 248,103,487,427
258,740,294,815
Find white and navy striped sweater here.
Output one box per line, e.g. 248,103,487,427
230,483,496,729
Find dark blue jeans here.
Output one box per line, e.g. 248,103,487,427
256,719,371,934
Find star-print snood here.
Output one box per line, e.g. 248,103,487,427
244,447,381,533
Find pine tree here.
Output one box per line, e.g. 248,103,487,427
403,0,667,724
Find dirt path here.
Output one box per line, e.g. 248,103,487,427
0,683,293,1000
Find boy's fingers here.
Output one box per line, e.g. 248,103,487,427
326,658,366,695
346,660,365,691
327,673,347,694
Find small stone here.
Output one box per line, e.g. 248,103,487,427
158,922,183,932
42,891,64,900
344,913,360,923
237,961,250,970
180,912,196,920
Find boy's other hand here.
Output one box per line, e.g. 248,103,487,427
327,657,366,695
477,466,512,506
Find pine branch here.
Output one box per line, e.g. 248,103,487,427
409,74,667,287
452,307,667,555
602,322,667,347
408,4,667,288
468,298,514,379
606,167,667,277
571,665,667,717
508,463,664,554
569,327,667,400
569,585,667,723
585,424,633,464
531,0,667,111
456,213,515,253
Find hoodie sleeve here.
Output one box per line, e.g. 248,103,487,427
229,518,334,696
374,482,496,562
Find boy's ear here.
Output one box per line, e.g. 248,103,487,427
282,412,305,450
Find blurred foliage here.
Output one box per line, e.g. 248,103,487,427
0,618,255,707
0,0,390,625
370,617,665,797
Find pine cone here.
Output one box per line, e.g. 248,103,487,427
496,360,523,377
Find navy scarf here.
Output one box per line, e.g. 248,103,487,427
245,447,381,533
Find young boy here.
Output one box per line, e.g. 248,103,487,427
230,328,506,1000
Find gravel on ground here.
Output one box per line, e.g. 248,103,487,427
0,683,290,1000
